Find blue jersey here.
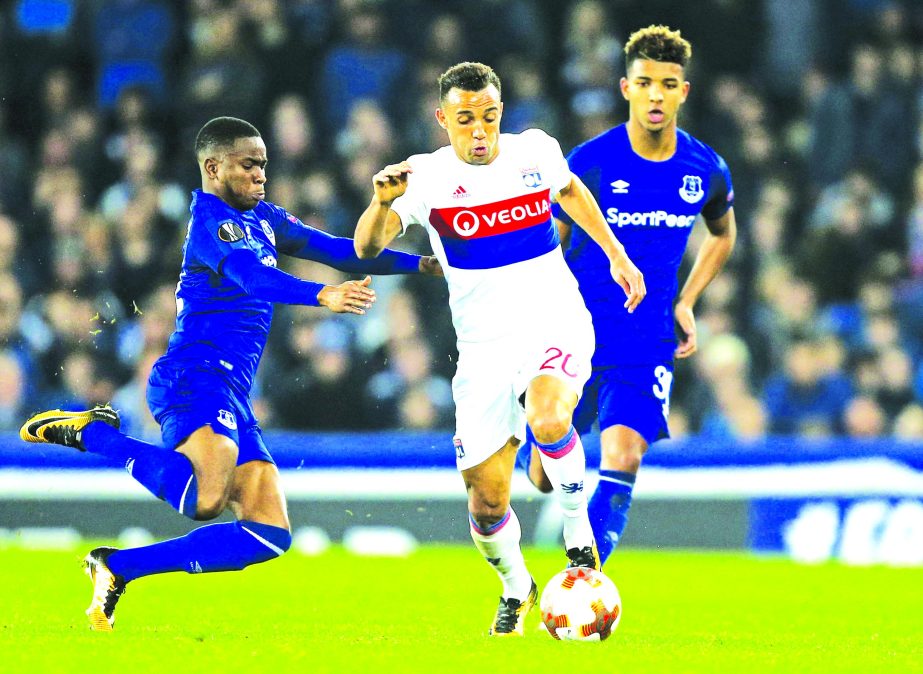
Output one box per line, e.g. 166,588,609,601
556,124,734,366
164,190,328,395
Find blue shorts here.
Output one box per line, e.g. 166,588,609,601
572,364,675,446
146,358,273,465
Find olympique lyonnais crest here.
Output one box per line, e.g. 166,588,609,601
678,175,704,204
521,168,543,189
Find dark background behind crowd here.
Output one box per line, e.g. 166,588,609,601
0,0,922,443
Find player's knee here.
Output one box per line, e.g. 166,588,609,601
529,414,571,445
602,444,644,473
195,491,230,520
469,496,509,528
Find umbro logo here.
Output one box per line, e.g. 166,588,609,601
611,180,630,194
452,185,469,199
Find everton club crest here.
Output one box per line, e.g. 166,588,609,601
679,175,704,204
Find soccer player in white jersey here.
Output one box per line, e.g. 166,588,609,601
354,62,645,636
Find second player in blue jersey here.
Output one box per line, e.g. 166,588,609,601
21,116,439,630
520,26,737,566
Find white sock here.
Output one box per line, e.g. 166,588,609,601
469,508,532,600
536,427,594,550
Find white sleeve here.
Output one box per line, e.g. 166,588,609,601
389,157,427,236
530,129,572,195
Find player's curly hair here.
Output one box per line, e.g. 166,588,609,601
438,62,502,102
624,25,692,70
195,117,261,158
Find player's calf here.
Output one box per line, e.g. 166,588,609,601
531,426,597,557
103,521,291,587
515,428,554,493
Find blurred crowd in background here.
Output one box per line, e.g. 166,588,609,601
0,0,922,442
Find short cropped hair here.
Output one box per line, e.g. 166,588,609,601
438,62,502,103
195,116,261,158
624,25,692,70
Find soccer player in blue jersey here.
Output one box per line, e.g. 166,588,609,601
20,116,440,631
520,25,737,567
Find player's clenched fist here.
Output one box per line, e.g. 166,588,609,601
317,275,376,315
372,161,413,204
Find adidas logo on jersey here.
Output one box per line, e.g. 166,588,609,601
452,185,469,199
610,179,630,193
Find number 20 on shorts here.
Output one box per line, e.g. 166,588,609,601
540,347,579,378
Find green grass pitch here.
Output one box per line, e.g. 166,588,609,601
3,544,920,673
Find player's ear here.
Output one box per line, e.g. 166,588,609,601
435,107,447,130
619,77,630,100
203,157,219,180
681,80,691,102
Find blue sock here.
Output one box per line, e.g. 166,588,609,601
106,521,292,583
588,470,636,564
81,422,199,519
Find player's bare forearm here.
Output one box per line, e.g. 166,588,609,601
556,175,646,311
677,208,737,309
354,200,401,259
355,161,413,259
556,176,624,260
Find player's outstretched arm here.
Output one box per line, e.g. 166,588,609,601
354,161,412,259
555,174,647,313
281,225,441,276
674,208,737,358
221,248,374,313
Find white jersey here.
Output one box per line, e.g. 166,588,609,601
392,129,586,343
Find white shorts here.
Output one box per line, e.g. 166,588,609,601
451,307,594,471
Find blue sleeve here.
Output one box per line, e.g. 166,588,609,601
702,154,734,221
274,209,421,274
186,212,255,274
221,249,324,306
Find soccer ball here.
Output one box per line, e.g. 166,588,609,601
540,567,622,641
